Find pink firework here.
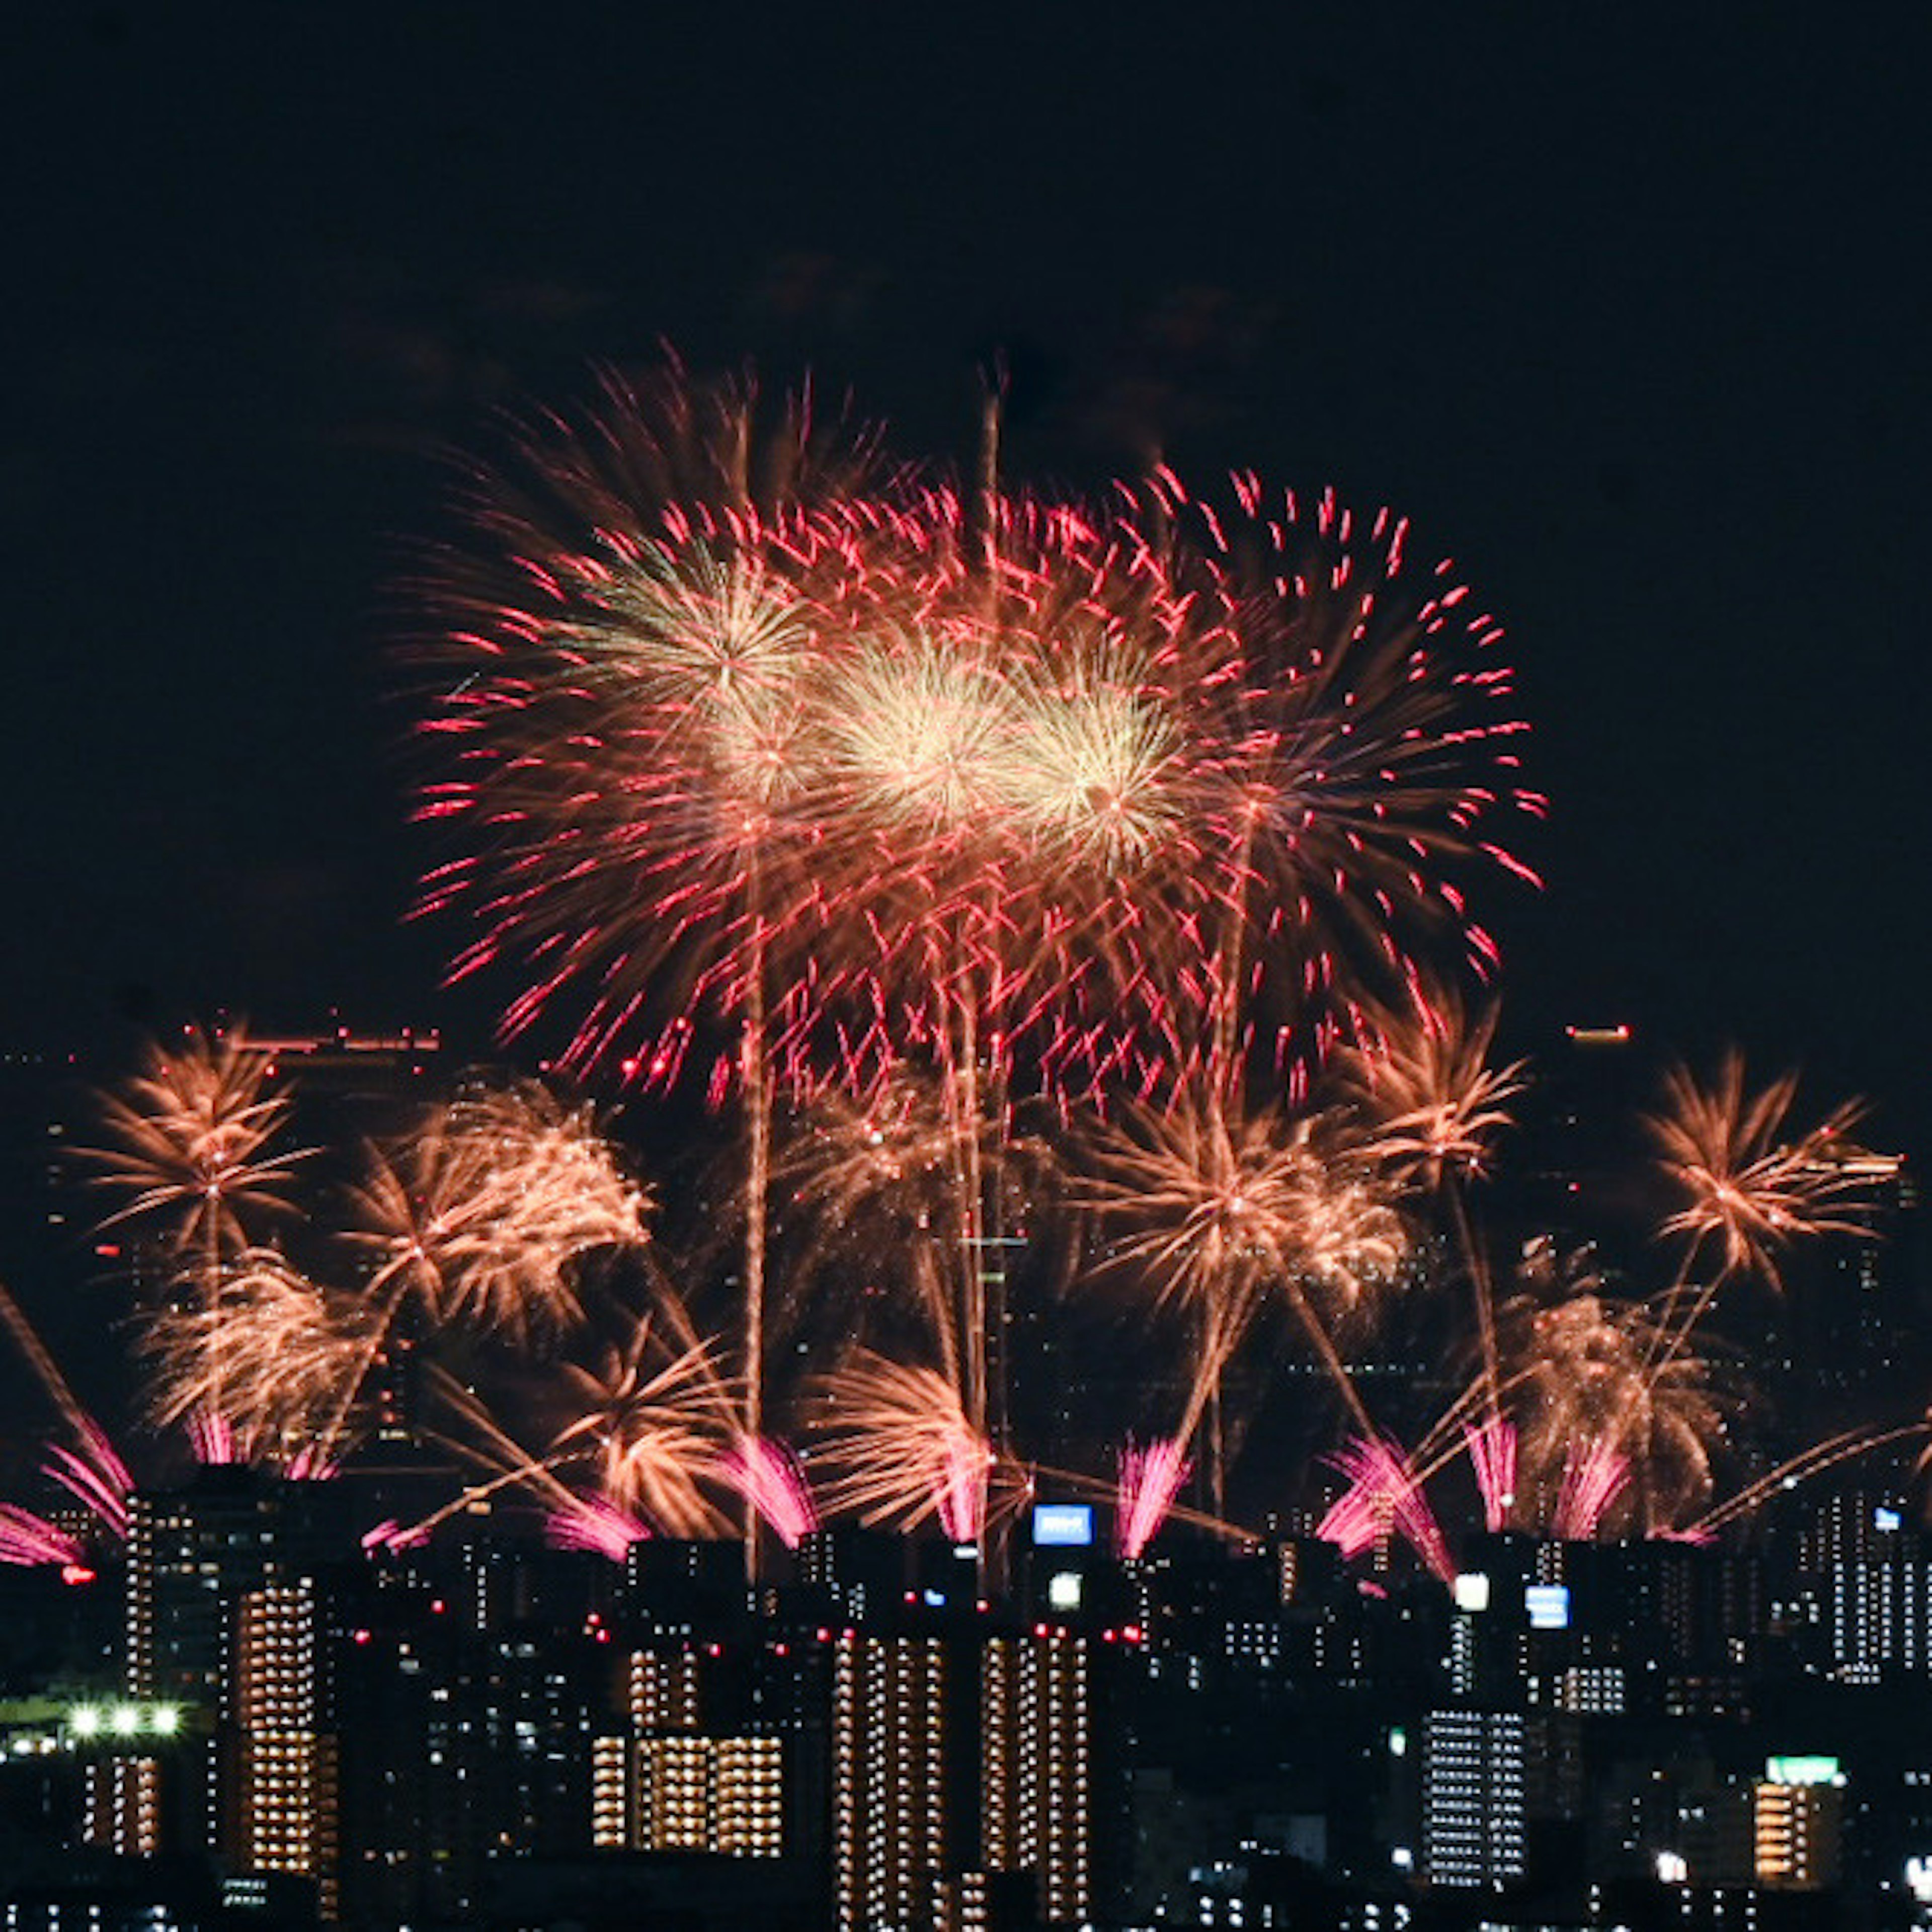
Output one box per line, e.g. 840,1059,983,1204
937,1436,990,1545
717,1437,819,1550
1462,1415,1517,1535
0,1507,84,1569
43,1437,131,1541
189,1412,238,1466
1320,1436,1454,1583
1315,1484,1385,1566
1116,1438,1191,1560
360,1519,431,1556
0,1285,132,1541
546,1495,652,1563
1553,1437,1631,1541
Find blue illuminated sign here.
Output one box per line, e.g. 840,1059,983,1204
1032,1503,1094,1548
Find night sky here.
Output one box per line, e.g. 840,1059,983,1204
6,8,1928,1157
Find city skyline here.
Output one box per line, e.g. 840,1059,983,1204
2,11,1929,1927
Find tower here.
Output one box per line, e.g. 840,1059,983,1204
234,1581,338,1916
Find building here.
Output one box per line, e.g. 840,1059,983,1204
593,1647,784,1858
831,1625,1102,1929
233,1582,337,1917
1753,1756,1844,1892
99,1472,320,1860
1419,1709,1526,1889
982,1631,1092,1924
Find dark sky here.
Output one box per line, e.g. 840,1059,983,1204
5,6,1927,1156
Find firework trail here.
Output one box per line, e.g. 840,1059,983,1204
0,1277,132,1540
401,1372,593,1543
0,1507,86,1569
1116,1437,1191,1560
1461,1412,1518,1535
717,1436,819,1550
1318,1436,1454,1582
547,1495,652,1562
1552,1436,1632,1540
1344,992,1524,1445
1685,1420,1932,1539
1076,1085,1404,1513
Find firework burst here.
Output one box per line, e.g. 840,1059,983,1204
551,1317,737,1540
1077,1085,1405,1511
1649,1054,1873,1293
1495,1254,1732,1538
88,1028,306,1256
1117,473,1542,1085
814,1351,1005,1544
1345,992,1525,1432
347,1081,649,1343
139,1250,365,1466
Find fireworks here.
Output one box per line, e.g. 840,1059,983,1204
1345,995,1525,1188
1077,1085,1405,1510
0,1507,86,1569
1494,1259,1731,1538
3,369,1900,1599
551,1319,736,1540
1116,1438,1192,1561
814,1351,1004,1544
1122,473,1544,1072
547,1495,652,1561
88,1028,306,1256
407,371,1548,1579
0,1278,131,1561
348,1082,649,1342
414,366,886,1088
1649,1053,1874,1292
1317,1436,1454,1583
717,1436,820,1550
139,1250,364,1464
1345,993,1525,1436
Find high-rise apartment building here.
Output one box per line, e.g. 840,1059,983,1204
832,1634,954,1929
594,1647,785,1859
96,1471,315,1861
982,1632,1091,1925
831,1627,1099,1930
233,1582,338,1916
1420,1709,1527,1888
